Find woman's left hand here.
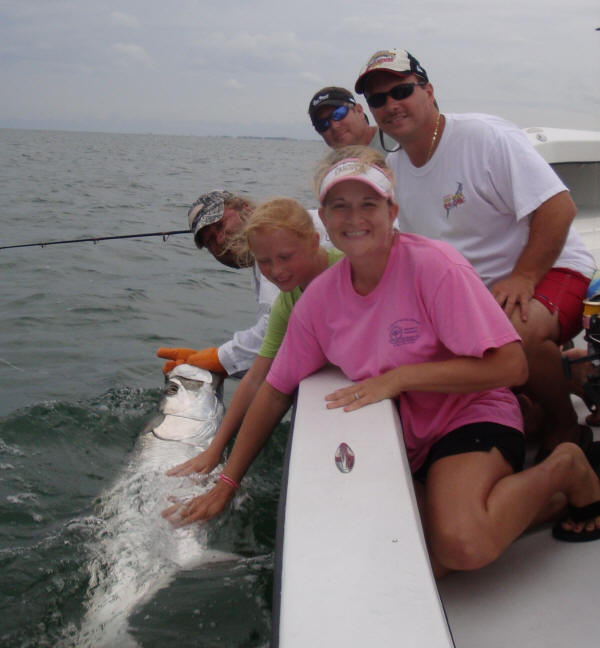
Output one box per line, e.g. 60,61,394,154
325,375,396,412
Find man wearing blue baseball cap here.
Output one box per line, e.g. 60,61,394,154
354,48,597,460
308,86,394,153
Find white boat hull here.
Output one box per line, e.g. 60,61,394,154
273,365,454,647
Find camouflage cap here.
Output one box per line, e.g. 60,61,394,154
188,190,234,248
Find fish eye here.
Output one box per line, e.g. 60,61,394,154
165,382,179,396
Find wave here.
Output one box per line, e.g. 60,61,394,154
0,387,286,647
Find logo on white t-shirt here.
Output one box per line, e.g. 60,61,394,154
443,182,465,218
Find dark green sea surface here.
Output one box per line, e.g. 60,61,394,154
0,388,289,647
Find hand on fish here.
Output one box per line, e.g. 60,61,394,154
325,374,397,412
162,482,235,526
166,446,223,477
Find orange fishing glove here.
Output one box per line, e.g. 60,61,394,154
156,346,225,374
157,347,197,373
186,347,226,374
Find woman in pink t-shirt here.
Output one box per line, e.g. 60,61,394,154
164,146,600,574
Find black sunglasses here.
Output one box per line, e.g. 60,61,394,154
313,105,350,133
366,82,427,109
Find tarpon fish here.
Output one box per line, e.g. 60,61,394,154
73,365,234,648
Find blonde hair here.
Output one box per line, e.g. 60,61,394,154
230,197,317,266
224,195,255,219
313,145,393,204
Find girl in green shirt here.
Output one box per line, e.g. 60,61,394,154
165,198,342,478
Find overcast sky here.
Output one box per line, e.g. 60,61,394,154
1,0,598,139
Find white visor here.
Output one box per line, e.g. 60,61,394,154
319,158,394,203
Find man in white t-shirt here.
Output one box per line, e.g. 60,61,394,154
157,190,331,378
353,49,597,459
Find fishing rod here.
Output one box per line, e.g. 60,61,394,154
0,229,191,251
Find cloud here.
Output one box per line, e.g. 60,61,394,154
109,11,140,29
0,0,598,137
300,71,324,85
112,43,153,67
194,30,318,75
335,15,403,36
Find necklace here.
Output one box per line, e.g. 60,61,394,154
426,112,442,162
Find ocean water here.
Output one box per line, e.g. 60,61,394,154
0,128,327,647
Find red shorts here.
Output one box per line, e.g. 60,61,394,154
533,268,590,344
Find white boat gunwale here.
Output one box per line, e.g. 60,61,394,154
272,365,455,647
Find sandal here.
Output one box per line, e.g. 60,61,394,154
552,499,600,542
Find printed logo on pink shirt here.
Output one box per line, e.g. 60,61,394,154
443,182,465,217
389,319,420,346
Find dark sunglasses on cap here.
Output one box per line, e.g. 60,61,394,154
313,105,350,133
366,81,427,109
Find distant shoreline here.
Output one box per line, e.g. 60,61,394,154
0,124,322,143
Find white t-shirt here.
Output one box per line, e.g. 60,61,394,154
387,113,596,287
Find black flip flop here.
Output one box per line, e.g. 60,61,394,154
552,499,600,542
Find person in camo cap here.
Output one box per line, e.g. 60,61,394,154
157,190,279,377
157,189,332,377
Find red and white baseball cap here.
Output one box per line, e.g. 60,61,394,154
355,49,428,95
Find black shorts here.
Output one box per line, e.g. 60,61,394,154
413,422,525,483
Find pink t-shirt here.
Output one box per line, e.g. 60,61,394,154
267,233,523,472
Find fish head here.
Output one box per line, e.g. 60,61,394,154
151,364,225,446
